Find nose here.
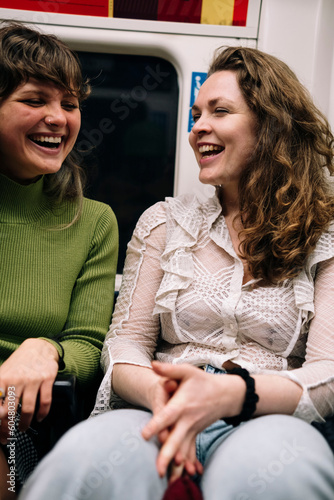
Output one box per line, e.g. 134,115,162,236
191,114,211,135
44,104,67,127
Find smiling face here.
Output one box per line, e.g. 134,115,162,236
0,78,81,184
189,70,257,193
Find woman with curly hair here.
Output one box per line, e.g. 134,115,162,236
21,46,334,500
0,22,118,499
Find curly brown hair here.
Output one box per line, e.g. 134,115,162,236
209,46,334,284
0,21,91,222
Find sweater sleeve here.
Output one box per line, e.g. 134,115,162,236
44,205,118,388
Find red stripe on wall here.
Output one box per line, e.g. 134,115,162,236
1,0,108,16
157,0,202,24
232,0,249,26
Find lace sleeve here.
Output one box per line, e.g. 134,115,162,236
282,256,334,422
104,204,167,367
92,203,167,414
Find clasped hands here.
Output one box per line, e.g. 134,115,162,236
0,338,59,444
142,361,246,482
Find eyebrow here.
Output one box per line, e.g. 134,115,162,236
18,89,47,96
18,88,77,99
192,97,235,112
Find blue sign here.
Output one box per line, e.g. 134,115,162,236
188,71,207,132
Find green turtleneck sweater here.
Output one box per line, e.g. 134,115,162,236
0,173,118,389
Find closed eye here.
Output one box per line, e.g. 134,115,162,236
62,102,79,111
215,108,229,114
21,99,44,107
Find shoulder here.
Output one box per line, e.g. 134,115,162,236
82,197,116,218
81,198,118,228
315,220,334,256
66,198,119,249
307,220,334,270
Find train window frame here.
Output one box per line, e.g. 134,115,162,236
76,51,179,274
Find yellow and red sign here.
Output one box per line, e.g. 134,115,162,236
2,0,249,26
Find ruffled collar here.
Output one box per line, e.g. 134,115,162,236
154,193,234,314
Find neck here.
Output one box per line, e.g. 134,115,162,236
217,185,240,217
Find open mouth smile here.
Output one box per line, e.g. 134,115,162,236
199,144,224,158
29,135,63,149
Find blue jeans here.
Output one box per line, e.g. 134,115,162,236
196,365,236,466
20,380,334,500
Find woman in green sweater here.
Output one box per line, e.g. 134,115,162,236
0,22,118,498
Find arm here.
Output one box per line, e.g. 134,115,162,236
98,206,204,479
99,203,168,410
142,257,334,475
0,205,118,441
277,255,334,421
142,361,302,477
112,364,178,417
142,247,334,478
44,205,118,388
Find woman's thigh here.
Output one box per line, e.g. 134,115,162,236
20,409,167,500
201,414,334,500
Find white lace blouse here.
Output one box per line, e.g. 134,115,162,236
93,193,334,423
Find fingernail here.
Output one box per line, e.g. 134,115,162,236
142,430,150,440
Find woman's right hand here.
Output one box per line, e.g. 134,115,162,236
147,373,178,444
112,362,204,480
142,361,246,478
146,368,204,482
0,338,59,444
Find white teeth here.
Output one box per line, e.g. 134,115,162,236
31,136,62,144
198,145,223,153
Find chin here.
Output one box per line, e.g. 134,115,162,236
39,164,63,175
199,175,219,186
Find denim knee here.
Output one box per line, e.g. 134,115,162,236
20,409,167,500
201,414,334,500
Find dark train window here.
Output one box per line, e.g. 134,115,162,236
76,52,179,274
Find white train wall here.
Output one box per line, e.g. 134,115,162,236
1,0,333,199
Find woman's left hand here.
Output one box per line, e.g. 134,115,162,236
0,338,59,443
142,361,246,477
168,440,203,484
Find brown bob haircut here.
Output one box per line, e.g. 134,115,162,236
0,21,91,219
